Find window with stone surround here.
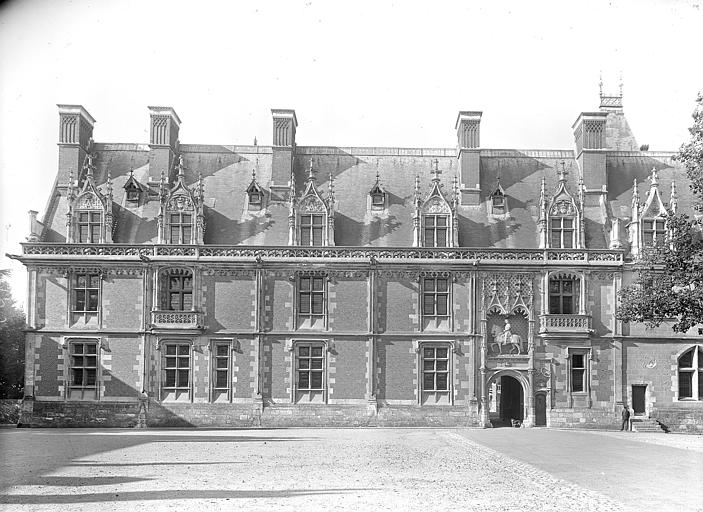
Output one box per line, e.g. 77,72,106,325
299,214,324,246
297,275,326,329
422,277,450,319
550,217,575,249
294,342,326,403
169,212,193,245
643,218,666,247
211,341,231,402
678,346,703,400
162,342,191,401
71,273,100,324
68,339,99,400
77,211,102,243
423,215,449,248
548,276,578,315
160,269,193,311
570,352,587,392
420,343,451,405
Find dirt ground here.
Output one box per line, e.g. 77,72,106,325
1,427,701,512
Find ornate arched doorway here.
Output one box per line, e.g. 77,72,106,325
485,370,530,427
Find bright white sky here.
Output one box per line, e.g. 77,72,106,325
1,0,702,305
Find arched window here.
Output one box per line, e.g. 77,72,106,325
678,346,703,400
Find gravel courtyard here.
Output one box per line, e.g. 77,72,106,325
1,428,701,512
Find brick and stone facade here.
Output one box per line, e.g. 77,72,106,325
10,91,703,431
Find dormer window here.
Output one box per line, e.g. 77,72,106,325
643,218,666,246
158,155,205,245
169,212,192,244
369,172,387,213
423,215,448,247
78,211,101,243
289,159,335,247
300,214,324,246
246,168,266,212
414,161,457,248
124,170,143,204
550,216,574,249
492,194,505,214
127,189,140,202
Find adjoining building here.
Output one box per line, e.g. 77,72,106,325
9,90,703,431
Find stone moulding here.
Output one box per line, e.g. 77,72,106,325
20,243,624,264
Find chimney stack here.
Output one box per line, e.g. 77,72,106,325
57,104,95,187
270,109,298,201
455,111,482,206
573,111,608,205
148,106,181,182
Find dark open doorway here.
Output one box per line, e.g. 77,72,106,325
535,392,547,426
632,385,646,416
499,375,524,424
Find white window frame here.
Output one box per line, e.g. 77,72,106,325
70,271,101,325
168,211,193,245
292,341,327,404
550,216,575,249
418,342,452,405
66,338,100,401
677,345,703,401
211,339,233,402
567,347,590,398
422,214,449,248
296,274,327,329
161,341,192,402
76,210,103,244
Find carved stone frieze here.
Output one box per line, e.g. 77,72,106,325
75,192,103,210
378,269,420,280
167,194,194,212
482,272,535,316
550,200,575,216
203,268,257,277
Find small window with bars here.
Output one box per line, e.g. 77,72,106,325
69,340,98,400
300,214,324,246
423,215,448,247
77,211,101,243
643,218,666,247
570,352,588,393
550,217,574,249
169,212,193,244
422,277,449,318
163,343,191,400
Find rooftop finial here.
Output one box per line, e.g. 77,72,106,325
557,161,569,182
414,174,421,204
670,180,678,213
649,167,659,188
307,157,315,183
176,154,185,181
328,172,335,204
599,72,603,98
431,159,442,183
619,71,623,98
632,178,640,208
84,153,95,180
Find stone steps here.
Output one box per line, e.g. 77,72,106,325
631,418,667,433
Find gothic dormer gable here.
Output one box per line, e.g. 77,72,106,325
289,159,334,246
369,170,387,212
413,160,457,247
123,170,143,203
158,155,205,244
489,178,508,216
539,162,583,249
66,153,114,243
640,168,668,219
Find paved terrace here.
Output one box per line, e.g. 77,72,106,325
0,428,701,512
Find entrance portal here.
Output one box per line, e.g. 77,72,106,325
499,376,524,424
632,385,646,416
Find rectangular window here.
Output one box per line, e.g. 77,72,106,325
77,212,101,243
571,353,586,392
169,212,192,244
300,214,324,246
550,217,574,249
167,272,193,311
420,344,451,405
163,343,191,400
298,276,326,326
295,343,325,403
422,278,449,317
72,273,100,323
211,342,231,402
549,278,576,315
371,193,384,210
643,219,666,246
492,195,505,214
424,215,448,247
68,340,98,400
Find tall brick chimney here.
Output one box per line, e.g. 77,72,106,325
270,109,297,201
573,112,608,198
455,111,482,206
148,106,181,182
57,104,95,186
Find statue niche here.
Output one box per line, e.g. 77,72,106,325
488,311,528,356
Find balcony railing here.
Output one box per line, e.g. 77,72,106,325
19,243,624,265
539,314,592,334
150,310,204,330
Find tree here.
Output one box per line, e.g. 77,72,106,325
0,269,26,398
617,93,703,332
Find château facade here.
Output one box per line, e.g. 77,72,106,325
10,91,703,431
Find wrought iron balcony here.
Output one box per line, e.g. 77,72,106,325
539,314,592,335
150,310,204,330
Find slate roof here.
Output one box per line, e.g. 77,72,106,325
40,112,693,252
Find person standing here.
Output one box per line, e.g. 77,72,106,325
620,405,631,431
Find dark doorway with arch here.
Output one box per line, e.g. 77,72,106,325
498,375,524,426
